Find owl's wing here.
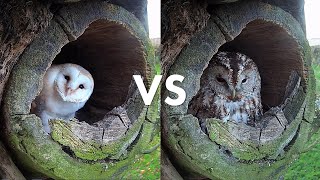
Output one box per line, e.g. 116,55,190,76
31,65,61,115
42,65,61,90
30,93,46,117
188,88,217,119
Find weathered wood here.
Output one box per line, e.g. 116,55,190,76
261,0,306,33
2,1,158,179
161,1,316,179
259,108,288,144
96,106,132,141
0,0,51,103
161,0,209,77
205,107,297,161
51,0,149,31
0,142,25,180
282,71,301,106
207,0,306,32
161,148,183,180
51,107,146,161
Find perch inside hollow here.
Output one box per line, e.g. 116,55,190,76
162,1,316,179
3,2,157,179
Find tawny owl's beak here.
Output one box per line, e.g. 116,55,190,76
231,89,236,99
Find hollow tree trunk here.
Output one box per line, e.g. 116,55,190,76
0,0,158,179
0,142,25,179
161,1,317,179
0,1,51,177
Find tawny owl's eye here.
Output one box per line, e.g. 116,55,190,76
242,78,247,84
64,75,70,81
79,84,84,89
216,76,226,83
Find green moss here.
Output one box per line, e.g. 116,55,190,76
285,129,320,179
122,137,160,179
207,120,261,160
50,109,146,161
284,60,320,178
147,88,160,124
3,2,159,179
7,78,158,179
205,99,305,161
161,1,316,179
313,65,320,94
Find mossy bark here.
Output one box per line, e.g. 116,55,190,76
51,0,149,31
161,1,317,179
1,1,158,179
0,0,51,178
0,0,52,103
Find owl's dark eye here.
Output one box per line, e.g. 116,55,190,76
216,76,226,83
64,75,70,81
79,84,84,89
242,78,247,84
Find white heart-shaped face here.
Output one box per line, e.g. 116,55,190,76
55,64,94,103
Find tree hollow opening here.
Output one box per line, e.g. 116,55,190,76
186,19,307,157
2,2,156,177
219,20,304,111
161,2,314,179
51,19,146,124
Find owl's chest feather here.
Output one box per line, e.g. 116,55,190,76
212,95,260,124
46,90,85,118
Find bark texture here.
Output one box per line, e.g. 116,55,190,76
0,0,51,103
161,1,316,179
161,0,210,77
1,0,157,179
207,0,306,32
0,142,25,179
0,1,51,177
261,0,306,32
51,0,149,32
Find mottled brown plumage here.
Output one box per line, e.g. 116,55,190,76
188,51,262,125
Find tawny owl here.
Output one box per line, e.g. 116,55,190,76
32,63,94,133
188,51,262,124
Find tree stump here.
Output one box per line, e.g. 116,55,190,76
2,1,158,179
161,1,317,179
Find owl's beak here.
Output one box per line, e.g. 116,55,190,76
231,89,236,99
66,87,74,96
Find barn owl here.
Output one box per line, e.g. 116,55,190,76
32,63,94,133
188,51,262,124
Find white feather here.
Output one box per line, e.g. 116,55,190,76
32,63,94,133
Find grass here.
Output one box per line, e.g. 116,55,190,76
122,134,160,180
285,133,320,179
